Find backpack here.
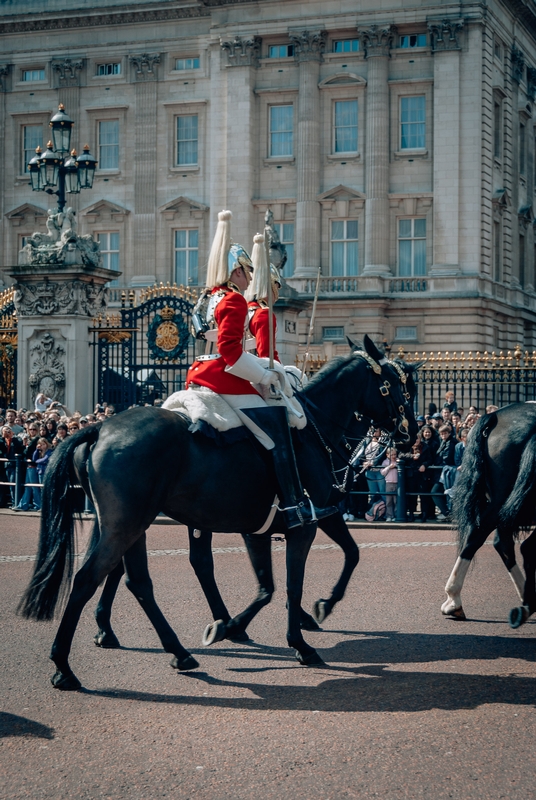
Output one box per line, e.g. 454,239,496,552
365,500,386,522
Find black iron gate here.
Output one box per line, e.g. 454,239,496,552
0,288,17,410
91,284,197,411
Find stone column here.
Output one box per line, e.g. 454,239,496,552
0,64,9,283
428,19,464,276
220,36,261,248
290,30,327,278
130,54,160,278
359,25,396,276
208,42,227,241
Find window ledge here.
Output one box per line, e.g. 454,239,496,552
394,149,428,160
95,170,121,179
263,157,295,167
327,153,360,162
169,165,200,174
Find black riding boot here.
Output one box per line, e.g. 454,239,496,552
241,406,336,529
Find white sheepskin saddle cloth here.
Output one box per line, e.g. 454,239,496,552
163,383,307,432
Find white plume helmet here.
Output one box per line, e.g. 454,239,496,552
206,210,232,289
246,232,281,301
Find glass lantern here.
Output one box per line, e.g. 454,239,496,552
38,141,59,188
50,104,74,155
76,145,97,189
64,150,80,194
27,146,42,191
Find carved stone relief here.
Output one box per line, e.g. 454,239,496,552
52,58,84,87
28,332,66,405
288,30,327,63
20,207,102,269
358,25,396,58
221,36,261,67
428,19,464,52
129,53,161,80
14,279,107,317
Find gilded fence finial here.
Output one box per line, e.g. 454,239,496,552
514,344,522,368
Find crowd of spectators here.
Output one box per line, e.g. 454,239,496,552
341,391,498,524
0,394,116,510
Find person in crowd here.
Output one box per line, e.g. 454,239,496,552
79,417,89,428
455,427,468,468
468,405,479,416
104,405,115,418
416,415,425,429
67,419,80,434
443,390,458,415
363,429,386,510
0,425,25,507
380,447,398,522
5,409,24,435
431,425,457,521
450,411,462,436
486,404,499,413
417,425,439,522
428,402,438,416
441,407,452,424
464,413,478,429
34,437,52,485
399,437,422,523
56,423,69,441
45,419,57,441
14,422,41,511
430,413,442,430
34,393,54,413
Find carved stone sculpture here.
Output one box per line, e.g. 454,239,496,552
28,332,66,405
288,30,327,63
14,278,108,317
20,207,102,269
221,35,261,67
264,208,288,272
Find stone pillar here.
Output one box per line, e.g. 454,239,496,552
359,25,396,276
130,54,160,279
220,36,261,248
9,261,119,413
0,64,9,284
428,19,464,276
290,30,327,278
208,43,227,241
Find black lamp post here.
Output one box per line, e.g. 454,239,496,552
27,104,97,213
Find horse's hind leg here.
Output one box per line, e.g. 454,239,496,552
510,527,536,628
493,529,524,601
286,524,324,666
202,533,273,646
312,512,360,624
94,561,125,648
123,534,198,671
441,511,496,620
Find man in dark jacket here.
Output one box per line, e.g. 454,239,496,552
0,426,25,507
431,425,457,520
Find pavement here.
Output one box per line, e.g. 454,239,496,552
1,512,535,799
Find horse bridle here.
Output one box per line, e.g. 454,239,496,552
353,351,410,441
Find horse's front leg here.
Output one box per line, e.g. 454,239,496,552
94,560,125,648
493,528,525,601
312,512,360,624
510,527,536,628
286,523,324,666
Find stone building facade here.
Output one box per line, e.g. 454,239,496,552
1,0,536,363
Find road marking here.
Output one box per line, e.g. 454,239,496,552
0,539,483,564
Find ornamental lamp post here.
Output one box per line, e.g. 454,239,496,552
27,104,97,213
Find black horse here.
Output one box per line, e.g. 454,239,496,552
91,356,420,652
19,336,418,690
443,402,536,623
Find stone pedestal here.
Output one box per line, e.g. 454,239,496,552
273,282,308,365
8,261,119,413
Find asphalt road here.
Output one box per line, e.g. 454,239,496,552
1,514,535,800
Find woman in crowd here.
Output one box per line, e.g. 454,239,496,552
380,447,398,522
431,424,457,521
416,425,438,522
14,421,41,511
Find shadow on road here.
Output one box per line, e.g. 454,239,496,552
0,711,54,740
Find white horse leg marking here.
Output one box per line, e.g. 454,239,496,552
441,556,471,616
509,563,525,601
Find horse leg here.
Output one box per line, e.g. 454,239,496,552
312,512,360,624
441,511,496,620
286,523,324,666
510,528,536,628
202,533,274,645
493,528,525,601
94,561,125,648
123,534,198,671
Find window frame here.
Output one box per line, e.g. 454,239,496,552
96,62,121,77
398,33,427,49
268,104,294,159
21,122,45,175
330,219,359,277
332,98,358,155
331,39,360,54
175,57,200,71
96,231,120,285
85,106,127,178
97,119,120,172
399,95,426,151
397,217,427,277
21,68,46,82
175,114,199,167
322,325,345,341
165,101,206,175
174,228,199,286
267,43,294,59
391,82,432,160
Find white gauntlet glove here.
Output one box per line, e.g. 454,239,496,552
258,369,281,400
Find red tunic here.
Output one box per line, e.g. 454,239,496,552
187,286,260,395
248,301,279,362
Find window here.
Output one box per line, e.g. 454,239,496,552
494,221,502,282
493,100,502,160
272,222,295,278
520,123,526,175
332,39,359,53
22,69,45,82
269,105,293,157
268,45,294,58
323,326,345,340
98,120,119,170
97,232,120,271
23,124,43,173
399,34,427,48
174,229,199,285
395,326,418,341
175,57,200,71
176,115,198,165
97,63,121,76
519,235,525,287
334,100,358,153
398,218,426,277
400,96,425,149
331,220,358,276
494,38,503,61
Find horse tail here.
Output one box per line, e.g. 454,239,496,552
452,412,497,554
499,432,536,531
18,425,101,621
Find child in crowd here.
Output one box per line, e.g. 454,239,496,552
380,447,398,522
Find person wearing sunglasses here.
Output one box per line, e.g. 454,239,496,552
14,423,41,511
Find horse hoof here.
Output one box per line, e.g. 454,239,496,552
226,629,251,643
442,606,467,621
300,612,322,632
202,620,227,646
313,600,330,624
170,654,199,671
295,649,325,667
51,669,82,691
94,629,121,649
509,605,530,629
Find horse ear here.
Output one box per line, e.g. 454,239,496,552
407,359,426,371
363,334,384,364
347,335,360,351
